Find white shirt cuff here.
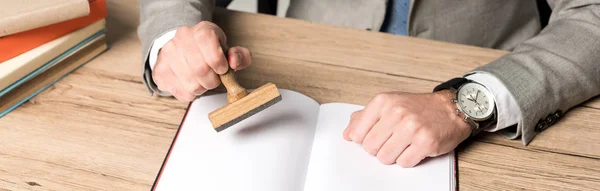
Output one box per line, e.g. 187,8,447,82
465,72,521,131
148,29,178,71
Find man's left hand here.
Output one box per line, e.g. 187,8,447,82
343,90,472,168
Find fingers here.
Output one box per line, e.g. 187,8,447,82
362,116,394,156
167,41,207,96
382,121,433,167
193,23,229,74
343,110,362,140
375,131,411,165
349,92,426,166
344,93,389,143
343,117,353,141
152,21,253,102
175,27,221,90
340,91,464,168
396,144,428,168
344,109,380,143
227,46,252,70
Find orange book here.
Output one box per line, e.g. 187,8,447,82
0,0,106,63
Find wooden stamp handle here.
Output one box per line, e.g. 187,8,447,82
220,68,248,103
218,43,248,103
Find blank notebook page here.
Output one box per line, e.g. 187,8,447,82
303,103,455,191
154,90,320,191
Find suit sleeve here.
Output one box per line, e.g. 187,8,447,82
137,0,215,96
466,0,600,145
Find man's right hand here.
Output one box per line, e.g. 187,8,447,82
152,21,252,101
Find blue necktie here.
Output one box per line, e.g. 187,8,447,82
380,0,410,36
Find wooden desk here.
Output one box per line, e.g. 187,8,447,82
1,1,599,190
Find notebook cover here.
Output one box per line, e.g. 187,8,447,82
0,0,106,63
0,0,89,37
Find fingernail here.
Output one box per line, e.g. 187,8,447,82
194,90,206,95
343,130,350,140
221,66,229,74
236,52,243,67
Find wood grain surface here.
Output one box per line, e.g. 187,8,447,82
0,1,598,190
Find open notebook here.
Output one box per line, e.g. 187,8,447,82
152,89,456,191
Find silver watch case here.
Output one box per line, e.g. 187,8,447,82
451,82,497,130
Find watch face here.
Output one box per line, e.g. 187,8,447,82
457,82,495,120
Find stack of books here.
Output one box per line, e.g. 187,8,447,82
0,0,108,117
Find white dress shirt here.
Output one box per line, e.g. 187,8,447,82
465,73,521,131
147,30,522,131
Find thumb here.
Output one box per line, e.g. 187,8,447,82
228,46,252,71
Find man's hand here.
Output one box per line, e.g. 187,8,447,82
343,90,472,168
153,21,252,101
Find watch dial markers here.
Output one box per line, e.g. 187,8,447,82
457,83,494,120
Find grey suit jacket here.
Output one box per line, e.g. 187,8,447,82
137,0,600,145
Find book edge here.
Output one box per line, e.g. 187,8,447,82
0,28,106,97
0,19,106,81
151,101,194,191
452,150,458,191
0,37,108,118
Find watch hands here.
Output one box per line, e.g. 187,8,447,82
468,95,479,105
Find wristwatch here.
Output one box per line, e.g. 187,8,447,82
434,78,497,136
